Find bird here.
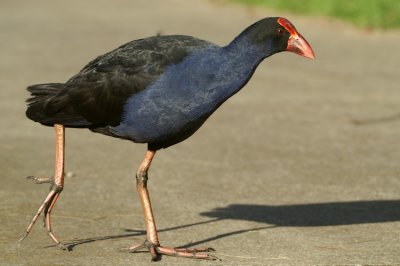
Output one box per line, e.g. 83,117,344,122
21,17,315,261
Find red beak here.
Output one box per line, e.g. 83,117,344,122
278,18,315,59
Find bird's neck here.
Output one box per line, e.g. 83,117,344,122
223,30,272,64
209,34,270,99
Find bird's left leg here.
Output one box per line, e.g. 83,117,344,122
124,150,216,261
20,124,67,250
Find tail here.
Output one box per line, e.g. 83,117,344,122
26,83,90,127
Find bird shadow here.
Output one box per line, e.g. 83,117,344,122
55,200,400,250
60,218,222,251
200,200,400,227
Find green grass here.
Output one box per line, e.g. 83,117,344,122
232,0,400,29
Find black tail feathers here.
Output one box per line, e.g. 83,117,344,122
26,83,64,104
26,83,92,127
26,83,65,126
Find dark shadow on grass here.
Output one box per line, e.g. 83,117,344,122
51,200,400,250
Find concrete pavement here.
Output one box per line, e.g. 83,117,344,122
1,0,400,265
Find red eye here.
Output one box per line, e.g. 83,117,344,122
277,28,283,34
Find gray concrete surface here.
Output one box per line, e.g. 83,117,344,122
1,0,400,265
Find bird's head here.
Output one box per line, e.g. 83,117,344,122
245,17,315,60
277,17,315,59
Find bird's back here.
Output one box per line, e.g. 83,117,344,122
26,35,216,128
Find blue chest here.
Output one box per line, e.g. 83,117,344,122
110,46,260,144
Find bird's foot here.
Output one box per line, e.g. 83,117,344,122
26,175,51,184
121,240,218,261
19,182,66,250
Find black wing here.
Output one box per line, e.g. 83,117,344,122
30,35,214,127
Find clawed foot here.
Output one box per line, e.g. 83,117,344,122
20,174,65,249
26,175,51,184
121,240,218,261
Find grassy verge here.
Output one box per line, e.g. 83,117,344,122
231,0,400,29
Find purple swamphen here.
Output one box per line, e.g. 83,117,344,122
22,17,315,261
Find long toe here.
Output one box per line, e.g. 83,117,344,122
20,187,65,249
26,175,51,184
124,241,217,261
155,246,218,260
174,247,215,252
120,242,146,253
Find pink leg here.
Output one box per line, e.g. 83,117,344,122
20,124,66,249
124,150,217,261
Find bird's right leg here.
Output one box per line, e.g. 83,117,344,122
123,150,216,261
20,124,67,250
